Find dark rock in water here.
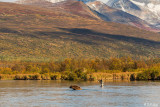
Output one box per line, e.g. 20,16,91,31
70,85,82,90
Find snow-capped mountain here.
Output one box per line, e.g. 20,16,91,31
87,1,159,31
87,1,143,25
103,0,160,27
76,0,160,29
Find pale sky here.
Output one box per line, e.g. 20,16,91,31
0,0,16,2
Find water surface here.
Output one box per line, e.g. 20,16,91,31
0,80,160,107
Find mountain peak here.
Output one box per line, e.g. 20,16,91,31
87,1,117,12
52,0,101,19
105,0,160,27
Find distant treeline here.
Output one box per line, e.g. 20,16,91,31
0,57,160,81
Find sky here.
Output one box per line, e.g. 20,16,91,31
0,0,16,2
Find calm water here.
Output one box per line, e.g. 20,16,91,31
0,80,160,107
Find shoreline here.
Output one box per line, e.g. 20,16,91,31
0,72,159,81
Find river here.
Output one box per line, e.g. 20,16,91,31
0,80,160,107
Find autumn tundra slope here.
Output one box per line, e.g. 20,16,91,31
16,0,160,32
0,1,160,61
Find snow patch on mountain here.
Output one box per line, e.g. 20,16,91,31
102,0,160,28
147,3,160,16
130,0,160,16
130,0,145,7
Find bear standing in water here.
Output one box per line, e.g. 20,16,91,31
70,85,82,90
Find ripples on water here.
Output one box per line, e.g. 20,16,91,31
0,80,160,107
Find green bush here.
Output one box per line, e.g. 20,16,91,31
0,75,1,80
51,75,58,80
137,69,160,80
23,75,30,80
150,71,159,80
130,73,137,81
68,72,78,81
87,74,95,81
33,74,42,80
75,69,87,80
50,74,61,80
41,74,50,80
14,75,24,80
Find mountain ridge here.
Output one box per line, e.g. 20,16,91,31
104,0,160,28
87,1,157,31
15,0,160,32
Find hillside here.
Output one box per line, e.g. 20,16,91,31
15,0,159,32
0,2,160,61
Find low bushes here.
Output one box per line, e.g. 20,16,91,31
50,73,61,80
137,69,160,80
0,74,15,80
14,74,42,80
41,74,50,80
0,57,160,81
61,71,87,81
130,73,137,81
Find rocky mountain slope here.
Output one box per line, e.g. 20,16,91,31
87,1,155,31
104,0,160,28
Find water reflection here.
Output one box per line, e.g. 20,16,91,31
0,80,160,107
